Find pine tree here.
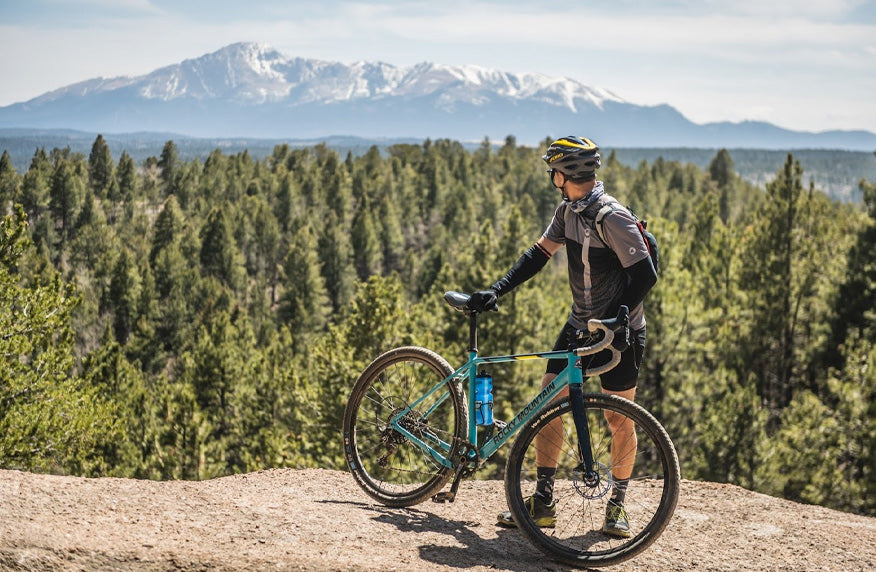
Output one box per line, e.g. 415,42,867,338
318,211,355,311
708,148,735,188
79,339,152,476
49,158,85,247
69,190,113,272
1,205,118,474
150,195,185,263
107,248,142,344
74,190,99,231
0,150,21,207
151,242,196,356
275,173,298,232
736,154,846,417
157,140,179,197
115,150,137,204
180,310,255,477
708,149,736,222
279,223,330,336
199,206,244,290
252,197,280,291
20,152,50,223
88,134,115,199
351,203,383,279
827,172,876,367
378,190,405,273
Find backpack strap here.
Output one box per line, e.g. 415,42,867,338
590,200,659,272
593,202,623,245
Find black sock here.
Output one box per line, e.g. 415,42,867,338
610,477,629,506
535,467,556,502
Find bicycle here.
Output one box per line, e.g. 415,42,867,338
342,292,680,568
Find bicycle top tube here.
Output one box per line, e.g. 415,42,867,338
443,290,628,377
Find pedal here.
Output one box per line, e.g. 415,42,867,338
432,441,476,504
432,491,456,503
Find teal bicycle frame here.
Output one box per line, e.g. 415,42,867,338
388,302,625,477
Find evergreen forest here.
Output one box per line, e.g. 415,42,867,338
0,135,873,516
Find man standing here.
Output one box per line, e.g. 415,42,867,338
467,136,657,537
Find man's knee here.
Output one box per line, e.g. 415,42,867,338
603,409,632,432
602,387,636,431
540,373,558,389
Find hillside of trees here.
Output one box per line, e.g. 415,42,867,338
3,129,874,203
0,135,873,517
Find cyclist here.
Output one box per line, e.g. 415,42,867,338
467,136,657,537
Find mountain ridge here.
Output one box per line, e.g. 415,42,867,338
19,43,621,111
2,42,874,150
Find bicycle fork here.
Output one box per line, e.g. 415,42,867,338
568,382,600,487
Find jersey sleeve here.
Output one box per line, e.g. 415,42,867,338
542,203,567,244
601,209,650,268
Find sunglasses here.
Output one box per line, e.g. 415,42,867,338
547,168,564,184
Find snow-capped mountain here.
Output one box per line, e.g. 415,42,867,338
2,42,874,150
29,43,622,112
32,43,619,108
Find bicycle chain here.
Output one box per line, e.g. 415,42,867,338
452,439,480,478
375,410,465,477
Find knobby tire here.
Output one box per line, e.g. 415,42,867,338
342,346,467,507
504,394,680,568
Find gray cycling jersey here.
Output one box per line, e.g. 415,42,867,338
543,183,650,330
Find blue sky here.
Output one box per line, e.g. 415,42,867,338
1,0,875,133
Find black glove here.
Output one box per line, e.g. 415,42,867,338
467,290,498,313
611,322,630,352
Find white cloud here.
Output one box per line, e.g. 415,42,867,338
697,0,869,18
44,0,157,8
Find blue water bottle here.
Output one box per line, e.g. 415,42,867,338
474,370,494,426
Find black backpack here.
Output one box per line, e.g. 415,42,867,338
592,202,659,273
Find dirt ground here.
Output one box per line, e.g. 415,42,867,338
1,467,874,571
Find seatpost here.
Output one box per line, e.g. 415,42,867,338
468,312,478,354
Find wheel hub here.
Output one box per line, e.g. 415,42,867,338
572,462,613,500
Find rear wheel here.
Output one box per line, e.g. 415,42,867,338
505,394,680,567
342,346,467,507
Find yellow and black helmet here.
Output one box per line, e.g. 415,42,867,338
542,136,601,180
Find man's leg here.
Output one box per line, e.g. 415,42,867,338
536,383,638,490
532,324,576,501
601,386,637,538
534,373,566,468
497,373,565,528
497,323,571,528
602,386,637,483
529,380,638,521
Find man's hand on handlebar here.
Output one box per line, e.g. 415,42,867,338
611,322,630,352
610,305,631,352
467,290,498,313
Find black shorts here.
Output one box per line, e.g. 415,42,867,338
545,321,646,392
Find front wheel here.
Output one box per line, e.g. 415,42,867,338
342,346,468,507
505,394,680,568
